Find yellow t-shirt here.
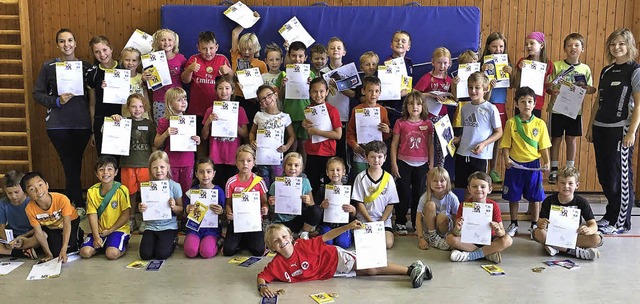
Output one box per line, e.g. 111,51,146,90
500,116,551,163
86,183,131,234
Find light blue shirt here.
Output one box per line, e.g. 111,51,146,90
145,180,183,231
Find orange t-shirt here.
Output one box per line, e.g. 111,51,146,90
25,192,79,229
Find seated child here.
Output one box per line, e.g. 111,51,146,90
0,170,38,258
316,157,356,248
414,167,459,250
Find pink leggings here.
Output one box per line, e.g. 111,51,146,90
184,234,218,259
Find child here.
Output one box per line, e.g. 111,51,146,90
183,158,225,258
316,157,356,248
202,75,249,187
139,151,183,260
154,87,202,196
354,51,380,104
453,72,502,198
347,76,392,176
120,47,150,120
309,43,328,76
148,29,187,122
533,166,602,260
390,91,434,234
482,32,514,183
302,78,343,192
446,172,512,263
22,172,84,263
262,43,283,88
415,167,459,250
0,170,38,258
231,25,267,126
547,33,597,183
250,85,296,187
451,50,479,136
79,156,131,260
388,30,413,76
111,93,156,232
223,145,269,256
322,38,356,123
501,87,551,238
257,220,432,298
352,140,399,249
513,31,553,118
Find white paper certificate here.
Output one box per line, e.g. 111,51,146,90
210,101,239,138
384,57,408,77
101,117,132,156
378,65,402,100
546,205,581,248
232,192,262,233
520,60,547,96
169,115,197,152
354,221,387,269
256,129,283,165
103,69,131,105
141,51,172,90
285,64,311,99
304,103,333,144
140,180,172,221
124,29,154,54
26,259,61,280
0,261,23,276
552,81,586,119
323,184,351,224
460,202,493,245
236,67,263,99
434,114,456,157
456,63,481,98
278,16,315,49
55,61,84,96
189,189,219,228
274,177,303,215
223,1,260,29
355,107,382,144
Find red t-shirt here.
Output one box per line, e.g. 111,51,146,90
392,119,433,163
258,237,339,283
304,102,342,156
456,198,502,236
516,58,553,111
186,54,230,117
414,72,452,116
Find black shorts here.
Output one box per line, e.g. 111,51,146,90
550,113,582,137
384,227,393,232
454,155,488,188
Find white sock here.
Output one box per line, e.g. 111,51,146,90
566,160,575,167
551,161,559,168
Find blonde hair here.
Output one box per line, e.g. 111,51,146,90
120,47,141,62
401,91,428,120
326,157,346,170
148,150,172,179
424,167,451,202
152,29,180,54
264,42,283,59
164,87,187,117
360,51,379,65
327,37,346,51
264,224,292,251
126,93,150,113
467,71,490,90
458,50,478,64
283,152,304,171
236,144,256,160
432,47,451,62
238,33,261,58
557,166,580,181
606,28,639,63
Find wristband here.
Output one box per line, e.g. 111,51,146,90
257,284,268,292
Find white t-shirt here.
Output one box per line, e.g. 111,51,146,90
352,170,399,228
457,101,501,159
321,66,351,122
253,111,292,133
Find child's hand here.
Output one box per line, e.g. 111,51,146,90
400,89,409,97
354,144,365,157
259,285,278,298
378,123,390,134
537,218,549,230
58,251,68,263
281,77,289,86
307,77,313,84
490,79,497,88
518,61,524,69
452,136,461,145
168,198,176,212
577,225,593,235
111,114,122,122
283,40,290,51
250,140,257,149
191,135,201,145
301,194,312,206
41,254,54,263
210,204,224,215
101,80,107,89
220,64,232,75
342,204,355,213
504,158,513,169
142,70,152,81
302,119,312,129
585,128,593,143
261,206,269,216
489,221,502,235
320,199,329,209
471,142,486,155
253,11,260,18
226,210,234,221
268,196,276,206
549,88,560,97
276,144,288,153
185,204,195,215
206,112,219,124
93,237,104,249
391,163,401,178
436,95,446,103
9,237,24,248
455,217,464,230
452,76,460,84
187,61,201,73
100,229,113,238
168,127,179,135
540,162,550,172
503,65,513,74
139,203,148,212
418,237,428,250
59,93,74,105
349,219,364,230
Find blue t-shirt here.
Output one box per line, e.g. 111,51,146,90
145,180,183,231
268,177,312,223
0,196,31,236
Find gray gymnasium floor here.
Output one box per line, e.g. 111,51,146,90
2,197,639,304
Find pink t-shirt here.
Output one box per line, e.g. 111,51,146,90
225,173,268,198
156,117,195,168
393,119,433,163
204,105,249,165
186,54,230,117
152,53,187,103
414,72,452,116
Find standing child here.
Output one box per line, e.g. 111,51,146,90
322,38,356,126
316,157,356,248
80,156,131,260
390,91,434,235
446,172,512,263
354,51,380,104
513,31,553,118
309,44,328,76
183,158,225,259
501,87,551,238
0,171,38,258
231,25,267,126
415,167,459,250
148,29,187,122
120,47,150,120
223,145,269,256
451,50,479,136
139,151,183,260
352,140,399,249
388,30,413,76
533,166,602,260
262,43,284,89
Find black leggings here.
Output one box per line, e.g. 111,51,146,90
223,223,265,256
42,217,83,257
139,229,178,260
47,129,91,207
395,160,428,226
305,154,331,195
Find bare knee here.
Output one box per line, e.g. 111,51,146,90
386,232,394,249
533,228,547,244
105,247,122,260
446,233,458,247
79,246,94,259
495,235,513,250
435,214,449,231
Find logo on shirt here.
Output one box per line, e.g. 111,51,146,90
301,261,309,270
111,201,118,209
532,128,539,137
206,66,214,73
463,113,479,127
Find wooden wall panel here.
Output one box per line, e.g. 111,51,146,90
21,0,637,192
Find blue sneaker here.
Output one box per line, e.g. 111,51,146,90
599,225,628,235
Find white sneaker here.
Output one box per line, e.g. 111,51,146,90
450,250,470,262
506,223,518,237
299,231,310,240
485,252,502,264
596,218,609,228
428,234,451,250
395,223,408,235
528,225,537,240
574,247,600,260
545,245,559,256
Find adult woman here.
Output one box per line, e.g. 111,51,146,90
32,28,91,214
586,28,640,234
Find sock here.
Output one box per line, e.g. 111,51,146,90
531,222,537,228
551,161,559,170
511,220,518,226
468,249,485,261
427,230,437,237
406,265,414,276
566,160,575,168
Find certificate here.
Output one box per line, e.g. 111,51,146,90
285,64,311,99
188,188,220,229
142,51,172,91
236,67,263,99
210,101,239,138
377,65,402,100
103,69,131,105
232,192,262,233
355,107,382,144
26,259,61,280
384,57,408,76
304,103,333,144
274,177,303,215
0,261,23,276
124,29,154,55
322,62,362,91
434,115,456,157
256,129,283,165
140,180,172,221
278,16,315,49
546,205,581,249
169,115,197,152
483,54,510,88
185,201,208,231
55,61,84,96
552,81,586,119
223,1,260,29
460,202,493,245
520,60,547,96
101,117,132,156
354,221,387,269
323,184,351,224
456,63,481,98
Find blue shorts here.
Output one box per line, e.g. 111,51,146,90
502,159,546,202
82,231,130,252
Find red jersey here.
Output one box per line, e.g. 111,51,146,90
304,102,342,156
186,54,230,117
456,198,502,236
258,237,339,283
414,72,453,116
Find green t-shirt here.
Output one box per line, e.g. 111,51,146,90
120,118,156,168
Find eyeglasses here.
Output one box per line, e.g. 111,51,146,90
259,92,275,102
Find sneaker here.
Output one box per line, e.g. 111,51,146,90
485,252,502,264
528,225,537,240
548,171,558,184
545,245,559,256
299,231,310,240
489,170,502,184
450,250,470,262
596,218,609,228
395,223,408,235
76,207,87,219
506,223,518,237
574,247,600,260
599,225,628,235
428,234,451,250
409,260,430,288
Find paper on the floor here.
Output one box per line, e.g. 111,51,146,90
126,260,149,269
481,264,506,276
309,292,335,303
0,261,23,275
26,259,61,280
228,256,250,265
